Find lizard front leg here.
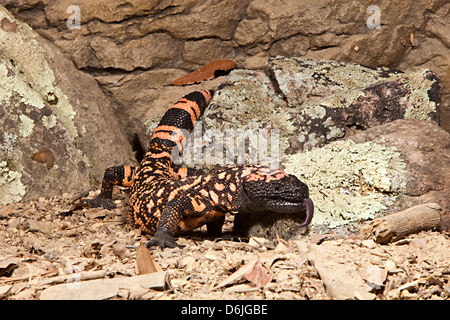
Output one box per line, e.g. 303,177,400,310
146,194,224,249
146,196,193,249
84,165,136,209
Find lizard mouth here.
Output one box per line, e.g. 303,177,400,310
265,198,314,227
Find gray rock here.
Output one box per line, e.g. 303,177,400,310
307,242,376,300
202,59,444,236
236,119,449,237
285,119,450,230
39,272,170,300
185,58,440,171
23,220,53,235
0,7,133,204
270,57,440,152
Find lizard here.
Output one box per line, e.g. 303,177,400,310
85,89,314,249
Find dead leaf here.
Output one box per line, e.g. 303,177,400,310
214,257,273,290
360,265,387,290
84,208,108,219
243,260,273,288
171,60,235,85
215,259,257,289
135,243,163,274
0,256,20,277
31,147,55,169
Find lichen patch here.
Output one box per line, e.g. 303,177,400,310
284,140,407,227
0,160,26,205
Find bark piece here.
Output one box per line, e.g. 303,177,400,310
361,203,441,244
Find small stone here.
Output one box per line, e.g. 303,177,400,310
248,237,269,248
112,243,130,260
204,252,220,261
400,289,418,300
23,220,53,235
392,256,406,265
384,260,397,272
370,256,383,265
159,247,182,259
274,242,290,254
0,285,12,299
177,256,197,271
361,239,377,249
386,288,401,300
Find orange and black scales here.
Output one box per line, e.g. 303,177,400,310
93,90,311,241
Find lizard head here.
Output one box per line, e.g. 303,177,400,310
239,166,314,227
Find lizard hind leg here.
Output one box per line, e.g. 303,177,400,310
83,165,136,209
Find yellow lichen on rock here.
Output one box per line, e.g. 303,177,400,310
284,140,407,227
0,161,26,205
0,6,77,137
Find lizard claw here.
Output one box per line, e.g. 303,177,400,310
146,230,185,250
81,196,116,210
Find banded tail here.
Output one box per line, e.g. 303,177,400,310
148,90,214,155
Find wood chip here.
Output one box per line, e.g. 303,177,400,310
38,270,107,287
171,60,235,85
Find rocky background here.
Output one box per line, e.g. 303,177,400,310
0,1,449,300
2,0,449,139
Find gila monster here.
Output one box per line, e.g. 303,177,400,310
87,90,314,249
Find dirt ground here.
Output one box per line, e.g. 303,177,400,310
0,189,449,300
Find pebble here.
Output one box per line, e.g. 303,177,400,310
400,290,418,300
159,247,182,259
370,256,383,265
361,239,377,249
112,243,130,260
392,255,406,265
0,285,12,299
248,237,269,248
23,220,53,235
384,260,397,272
177,256,197,271
274,242,290,254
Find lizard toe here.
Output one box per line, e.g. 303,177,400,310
146,231,185,250
81,196,116,210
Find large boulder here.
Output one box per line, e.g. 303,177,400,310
0,6,133,204
184,57,440,168
5,0,449,138
237,119,449,238
285,119,450,229
203,58,445,237
269,57,441,152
